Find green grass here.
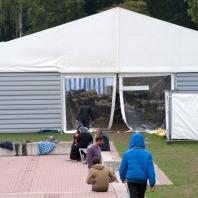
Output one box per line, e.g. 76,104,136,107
107,132,198,198
0,132,198,197
0,133,74,142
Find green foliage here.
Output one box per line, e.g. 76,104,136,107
22,0,86,35
0,0,86,40
185,0,198,26
0,0,20,41
123,1,150,16
84,0,124,15
0,133,74,142
99,1,150,16
0,0,198,41
145,0,198,30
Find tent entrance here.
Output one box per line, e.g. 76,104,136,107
119,74,172,131
65,75,116,131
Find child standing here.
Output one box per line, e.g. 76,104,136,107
119,133,155,198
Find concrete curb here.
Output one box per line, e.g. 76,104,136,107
101,151,121,172
0,142,72,156
101,144,127,198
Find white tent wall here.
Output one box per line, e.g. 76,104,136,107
1,8,198,73
0,9,118,73
1,8,198,133
0,73,62,133
166,92,198,140
119,9,198,73
176,73,198,93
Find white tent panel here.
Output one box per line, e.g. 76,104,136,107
119,9,198,73
172,94,198,140
0,9,118,73
1,8,198,73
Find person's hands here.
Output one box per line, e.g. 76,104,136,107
76,120,78,124
122,180,126,184
150,186,155,192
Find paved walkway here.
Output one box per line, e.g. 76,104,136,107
0,155,117,198
0,142,172,198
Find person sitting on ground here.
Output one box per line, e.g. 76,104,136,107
87,135,104,169
119,133,155,198
69,126,93,161
94,128,110,151
86,156,117,192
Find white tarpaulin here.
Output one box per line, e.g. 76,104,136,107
119,74,171,131
1,8,198,73
171,94,198,140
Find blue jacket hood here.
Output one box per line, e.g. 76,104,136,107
129,133,145,149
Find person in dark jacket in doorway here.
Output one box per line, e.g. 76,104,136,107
119,133,155,198
68,126,93,161
76,100,94,129
94,128,110,151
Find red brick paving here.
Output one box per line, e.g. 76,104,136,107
0,142,172,198
0,155,117,198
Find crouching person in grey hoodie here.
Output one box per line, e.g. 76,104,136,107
86,156,117,192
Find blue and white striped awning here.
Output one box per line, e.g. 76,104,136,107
65,77,105,94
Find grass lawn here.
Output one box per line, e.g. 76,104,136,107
0,132,198,197
0,133,74,142
108,132,198,198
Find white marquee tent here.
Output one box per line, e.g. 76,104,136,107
1,7,198,73
0,7,198,136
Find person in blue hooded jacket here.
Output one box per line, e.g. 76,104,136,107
119,133,155,198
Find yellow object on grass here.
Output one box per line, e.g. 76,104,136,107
155,128,165,136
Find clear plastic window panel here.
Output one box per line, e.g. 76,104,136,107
65,76,114,130
122,76,171,131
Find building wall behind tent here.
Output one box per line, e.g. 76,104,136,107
176,73,198,93
0,73,61,133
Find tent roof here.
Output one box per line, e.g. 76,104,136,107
0,7,198,73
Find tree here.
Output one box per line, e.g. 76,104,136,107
145,0,198,30
84,0,125,15
184,0,198,26
0,0,23,39
0,0,86,40
98,1,150,16
22,0,86,35
0,9,16,41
